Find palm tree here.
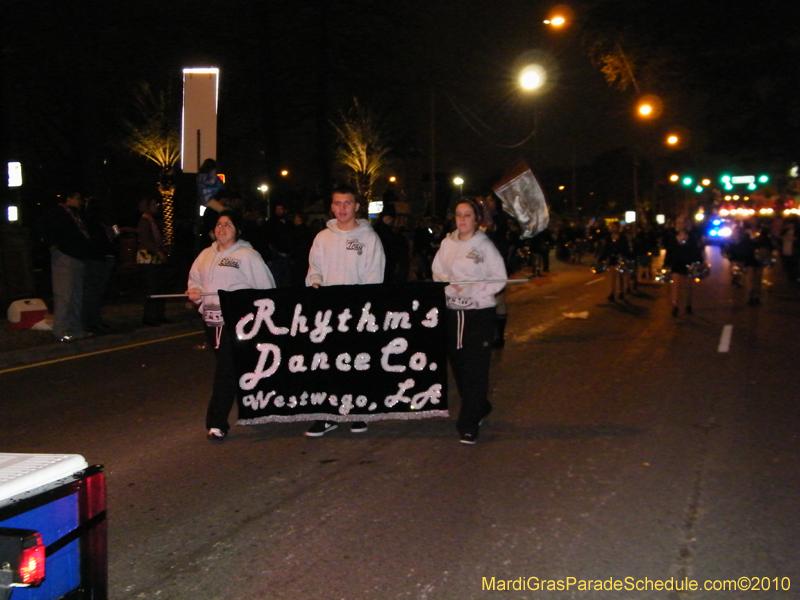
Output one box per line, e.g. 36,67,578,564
331,98,390,203
122,83,180,246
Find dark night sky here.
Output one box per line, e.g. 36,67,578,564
3,0,798,218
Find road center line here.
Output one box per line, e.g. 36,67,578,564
0,330,203,375
718,324,733,353
585,277,605,286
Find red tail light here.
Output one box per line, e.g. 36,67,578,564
19,532,46,585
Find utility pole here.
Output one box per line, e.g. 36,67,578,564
430,89,436,217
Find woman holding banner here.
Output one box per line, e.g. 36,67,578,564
432,198,507,444
186,211,276,441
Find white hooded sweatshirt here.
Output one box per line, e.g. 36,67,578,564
305,218,385,286
432,229,507,310
188,239,276,325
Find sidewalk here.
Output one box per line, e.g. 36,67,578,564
0,297,203,371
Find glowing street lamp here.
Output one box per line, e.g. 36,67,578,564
280,170,289,177
666,134,679,145
543,5,574,28
635,94,663,120
519,64,546,92
453,176,464,196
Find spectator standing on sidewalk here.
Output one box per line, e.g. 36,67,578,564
137,198,170,326
36,191,93,342
81,194,118,333
262,202,294,287
303,184,385,437
197,158,226,247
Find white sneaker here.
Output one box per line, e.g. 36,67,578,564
207,428,226,441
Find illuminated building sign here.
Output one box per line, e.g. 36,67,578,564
181,67,220,173
8,162,22,187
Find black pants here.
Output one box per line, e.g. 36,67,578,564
447,308,495,435
204,324,238,433
139,264,167,323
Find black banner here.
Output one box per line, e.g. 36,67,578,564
219,283,449,424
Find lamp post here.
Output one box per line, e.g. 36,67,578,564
453,176,464,198
258,184,269,216
519,64,547,164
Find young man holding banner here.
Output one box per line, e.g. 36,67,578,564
304,184,386,436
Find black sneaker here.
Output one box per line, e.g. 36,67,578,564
460,432,478,445
305,421,338,437
350,421,368,433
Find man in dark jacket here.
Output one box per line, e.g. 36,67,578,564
37,191,93,341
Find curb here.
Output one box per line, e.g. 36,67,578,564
0,319,204,371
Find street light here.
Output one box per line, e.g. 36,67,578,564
635,94,663,120
258,183,270,215
519,63,548,163
519,64,546,91
453,176,464,197
543,5,575,28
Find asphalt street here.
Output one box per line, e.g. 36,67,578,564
2,247,798,599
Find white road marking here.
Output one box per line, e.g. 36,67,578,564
718,324,733,353
585,277,605,286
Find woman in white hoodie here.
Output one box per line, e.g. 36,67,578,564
186,211,276,441
432,198,507,444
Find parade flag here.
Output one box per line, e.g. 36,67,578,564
219,283,449,425
492,159,549,239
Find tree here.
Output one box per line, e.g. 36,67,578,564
122,82,180,246
331,98,391,203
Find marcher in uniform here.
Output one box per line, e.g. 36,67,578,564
303,184,386,437
432,198,507,444
186,211,275,441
